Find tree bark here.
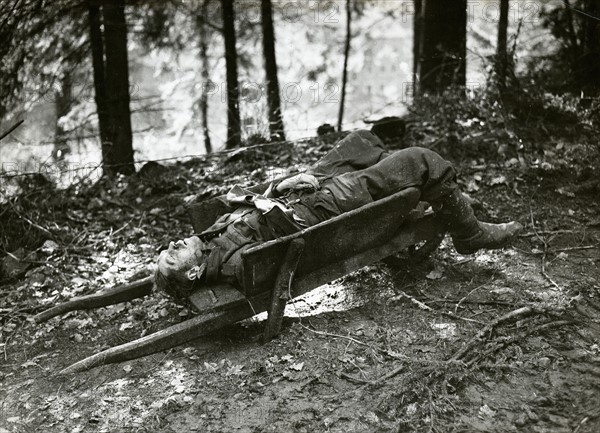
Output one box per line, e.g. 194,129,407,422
563,0,580,62
102,0,135,176
53,71,72,161
418,0,467,94
413,0,423,94
496,0,509,92
581,0,600,94
338,0,351,132
221,0,242,148
261,0,286,141
199,0,212,153
87,1,112,173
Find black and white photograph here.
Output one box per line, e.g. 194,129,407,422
1,0,599,431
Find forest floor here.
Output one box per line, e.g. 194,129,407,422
1,128,599,433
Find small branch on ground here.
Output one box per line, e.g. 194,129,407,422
553,244,598,253
340,372,369,384
465,319,571,366
9,204,55,239
529,208,563,290
449,305,548,361
390,289,485,324
455,278,495,312
425,298,518,307
573,416,590,433
541,249,562,290
516,245,598,255
299,323,371,348
518,229,578,237
341,364,406,387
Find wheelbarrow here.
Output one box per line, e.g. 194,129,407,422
35,185,447,374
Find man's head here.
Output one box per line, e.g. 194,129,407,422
155,236,206,302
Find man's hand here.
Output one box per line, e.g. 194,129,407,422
275,173,320,194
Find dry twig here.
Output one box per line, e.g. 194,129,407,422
340,364,406,387
529,207,562,290
541,249,562,290
519,229,578,237
391,289,485,324
465,320,570,366
299,323,371,348
450,305,547,361
553,244,598,253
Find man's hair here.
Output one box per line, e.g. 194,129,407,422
154,268,196,305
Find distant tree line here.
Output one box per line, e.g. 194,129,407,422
1,0,599,177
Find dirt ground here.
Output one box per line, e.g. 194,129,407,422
1,146,599,433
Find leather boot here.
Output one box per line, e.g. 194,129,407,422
437,190,522,254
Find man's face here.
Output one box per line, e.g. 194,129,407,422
157,236,204,278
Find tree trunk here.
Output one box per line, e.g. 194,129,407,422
87,1,112,173
221,0,242,148
563,0,580,66
261,0,286,141
337,0,351,132
199,0,212,153
413,0,423,94
102,0,135,176
53,71,72,161
581,0,600,94
418,0,467,94
496,0,509,92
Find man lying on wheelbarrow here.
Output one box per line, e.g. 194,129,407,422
155,130,522,303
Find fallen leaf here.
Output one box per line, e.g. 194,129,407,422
426,268,444,280
289,362,304,371
478,404,496,418
226,364,244,376
41,240,59,253
119,322,134,331
282,370,298,380
204,362,219,373
489,175,506,186
406,403,418,415
490,287,514,296
467,180,480,193
556,187,575,197
71,277,87,286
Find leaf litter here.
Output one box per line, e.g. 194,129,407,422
0,135,599,432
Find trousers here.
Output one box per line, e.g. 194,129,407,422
289,130,458,226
